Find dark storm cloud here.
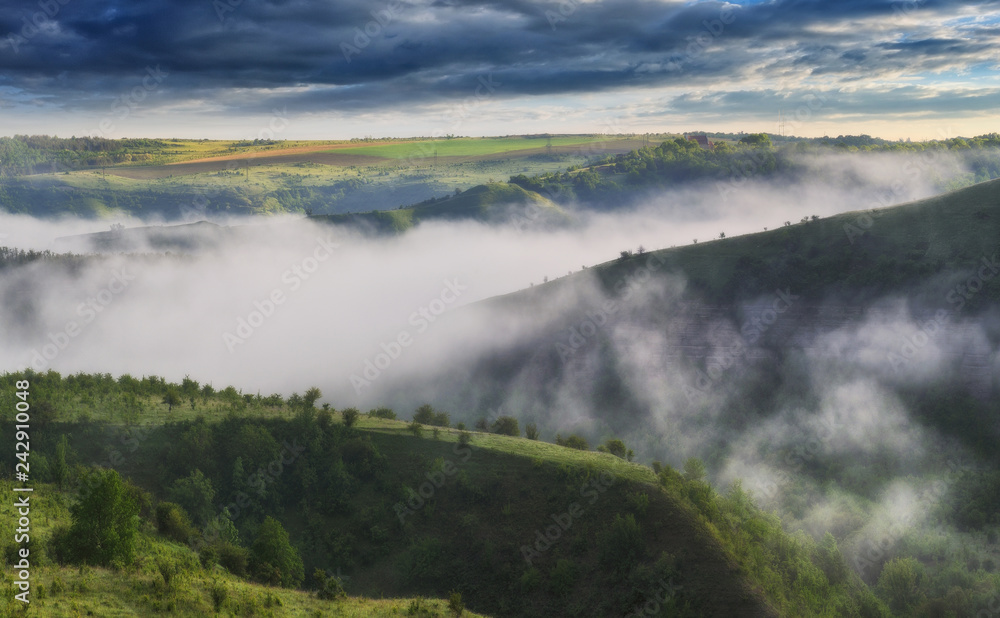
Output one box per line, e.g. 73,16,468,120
0,0,997,116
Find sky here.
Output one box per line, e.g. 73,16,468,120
1,0,999,140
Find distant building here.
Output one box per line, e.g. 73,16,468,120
685,134,714,149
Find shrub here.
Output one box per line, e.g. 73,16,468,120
313,568,346,601
369,407,396,420
448,591,465,616
342,408,360,427
210,581,229,612
524,423,539,440
548,559,578,595
491,416,519,436
156,502,194,543
204,541,250,577
413,404,436,424
458,431,472,447
683,457,706,483
599,514,644,571
520,567,541,591
157,558,177,589
597,438,632,460
557,433,589,450
408,421,423,437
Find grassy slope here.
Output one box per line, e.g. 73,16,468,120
310,183,568,233
496,177,1000,308
0,373,889,617
0,477,486,617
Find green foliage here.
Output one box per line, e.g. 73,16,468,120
155,501,194,543
303,387,322,409
548,559,578,595
682,458,706,483
597,438,631,460
739,133,772,147
369,407,397,420
448,591,464,616
408,421,424,437
168,469,216,524
599,514,644,571
51,434,70,488
413,404,450,427
520,567,541,591
491,415,520,436
210,580,229,612
162,387,181,412
157,557,177,589
250,516,305,588
341,407,360,427
556,433,589,450
877,557,924,613
313,568,347,601
524,422,539,440
66,468,139,567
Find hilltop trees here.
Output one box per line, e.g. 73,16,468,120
739,133,772,147
413,404,450,427
491,416,520,437
597,438,633,461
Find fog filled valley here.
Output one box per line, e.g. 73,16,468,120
2,139,1000,617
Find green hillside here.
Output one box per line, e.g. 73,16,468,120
501,176,1000,308
311,183,569,234
0,371,889,617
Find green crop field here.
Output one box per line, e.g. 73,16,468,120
323,136,643,159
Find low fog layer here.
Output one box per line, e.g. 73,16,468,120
1,151,997,575
0,151,973,392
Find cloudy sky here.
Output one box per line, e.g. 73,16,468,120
1,0,999,140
